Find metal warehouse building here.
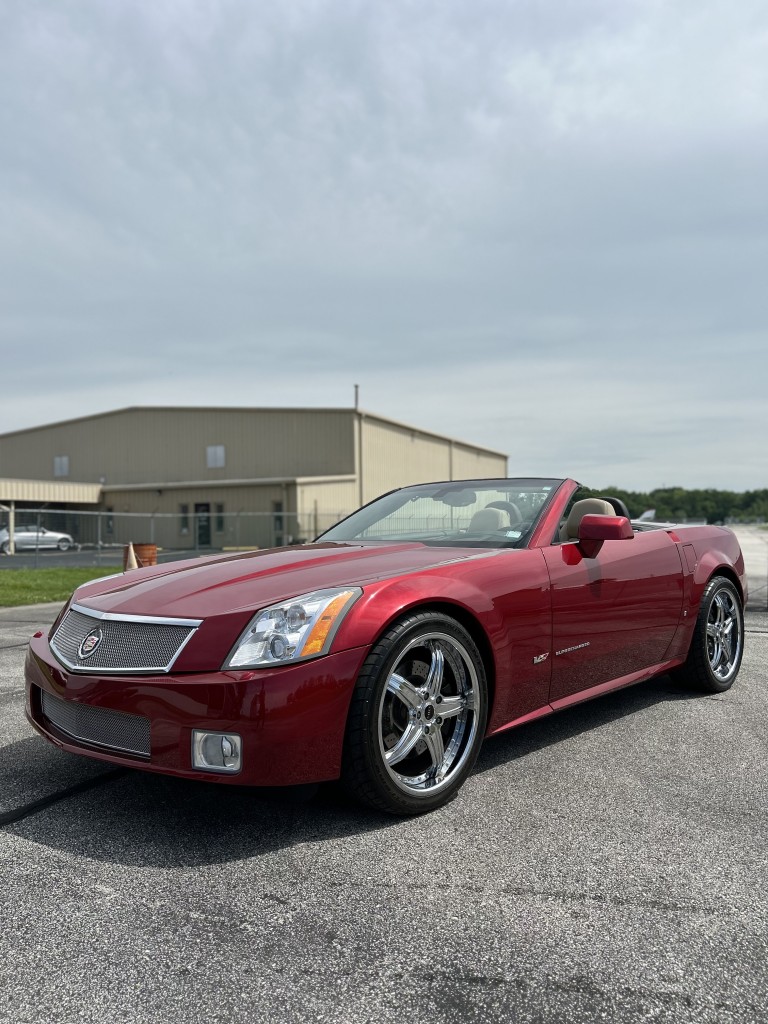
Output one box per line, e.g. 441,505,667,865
0,407,507,551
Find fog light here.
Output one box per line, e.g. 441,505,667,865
192,731,242,773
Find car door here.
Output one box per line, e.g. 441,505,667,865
542,528,684,704
16,527,33,550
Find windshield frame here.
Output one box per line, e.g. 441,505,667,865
316,477,566,549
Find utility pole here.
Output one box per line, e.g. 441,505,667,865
354,384,363,505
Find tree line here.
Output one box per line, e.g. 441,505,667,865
593,486,768,524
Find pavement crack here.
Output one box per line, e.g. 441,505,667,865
0,768,126,828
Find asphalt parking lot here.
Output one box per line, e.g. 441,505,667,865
1,528,766,1024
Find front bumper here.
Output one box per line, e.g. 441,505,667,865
25,634,368,786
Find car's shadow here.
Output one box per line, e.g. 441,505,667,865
2,673,707,868
474,671,707,774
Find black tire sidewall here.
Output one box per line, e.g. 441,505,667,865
345,611,488,814
687,577,744,693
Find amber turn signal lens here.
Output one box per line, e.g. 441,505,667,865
301,590,358,656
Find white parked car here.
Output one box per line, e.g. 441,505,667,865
0,525,75,554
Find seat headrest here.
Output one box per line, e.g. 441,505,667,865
563,498,615,540
467,507,507,533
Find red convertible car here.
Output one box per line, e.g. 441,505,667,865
25,478,746,814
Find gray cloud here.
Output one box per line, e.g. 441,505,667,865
1,0,766,489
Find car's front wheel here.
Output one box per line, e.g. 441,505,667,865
57,539,72,551
342,611,488,814
676,576,744,693
1,541,10,555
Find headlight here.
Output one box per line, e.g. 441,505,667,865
224,587,361,669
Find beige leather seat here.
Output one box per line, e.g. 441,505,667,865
559,498,615,542
466,507,509,533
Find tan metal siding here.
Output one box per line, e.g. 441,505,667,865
0,408,356,485
0,408,507,522
296,480,360,539
0,479,102,503
360,419,449,502
101,483,292,551
451,445,508,479
359,418,506,503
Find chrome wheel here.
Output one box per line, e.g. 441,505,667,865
706,587,742,682
343,612,488,814
676,576,744,693
378,631,481,797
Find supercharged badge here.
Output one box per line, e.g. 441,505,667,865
556,642,591,657
78,628,103,659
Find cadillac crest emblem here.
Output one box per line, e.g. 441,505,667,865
78,628,103,660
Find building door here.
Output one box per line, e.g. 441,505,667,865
272,500,284,546
195,503,211,547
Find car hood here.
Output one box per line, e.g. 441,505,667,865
74,543,492,620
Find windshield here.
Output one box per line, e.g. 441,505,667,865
318,478,563,548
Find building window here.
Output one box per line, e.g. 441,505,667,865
206,444,226,469
215,503,225,532
105,507,114,535
53,455,69,477
179,503,190,534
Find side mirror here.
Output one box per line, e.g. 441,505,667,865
578,514,633,558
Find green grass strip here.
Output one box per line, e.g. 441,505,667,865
0,567,124,608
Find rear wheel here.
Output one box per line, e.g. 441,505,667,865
1,541,10,555
676,577,744,693
342,611,488,815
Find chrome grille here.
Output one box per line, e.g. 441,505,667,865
50,603,201,674
40,688,151,758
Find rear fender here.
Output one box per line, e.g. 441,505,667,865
690,533,747,609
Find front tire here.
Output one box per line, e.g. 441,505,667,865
342,611,488,815
57,539,72,551
676,577,744,693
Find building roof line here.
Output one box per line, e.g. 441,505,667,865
355,409,508,458
0,406,507,459
0,406,359,438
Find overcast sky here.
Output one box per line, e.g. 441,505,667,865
2,0,766,491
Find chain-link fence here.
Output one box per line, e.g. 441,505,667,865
0,507,349,561
3,509,766,609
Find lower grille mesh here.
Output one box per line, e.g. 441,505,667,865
40,688,151,758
